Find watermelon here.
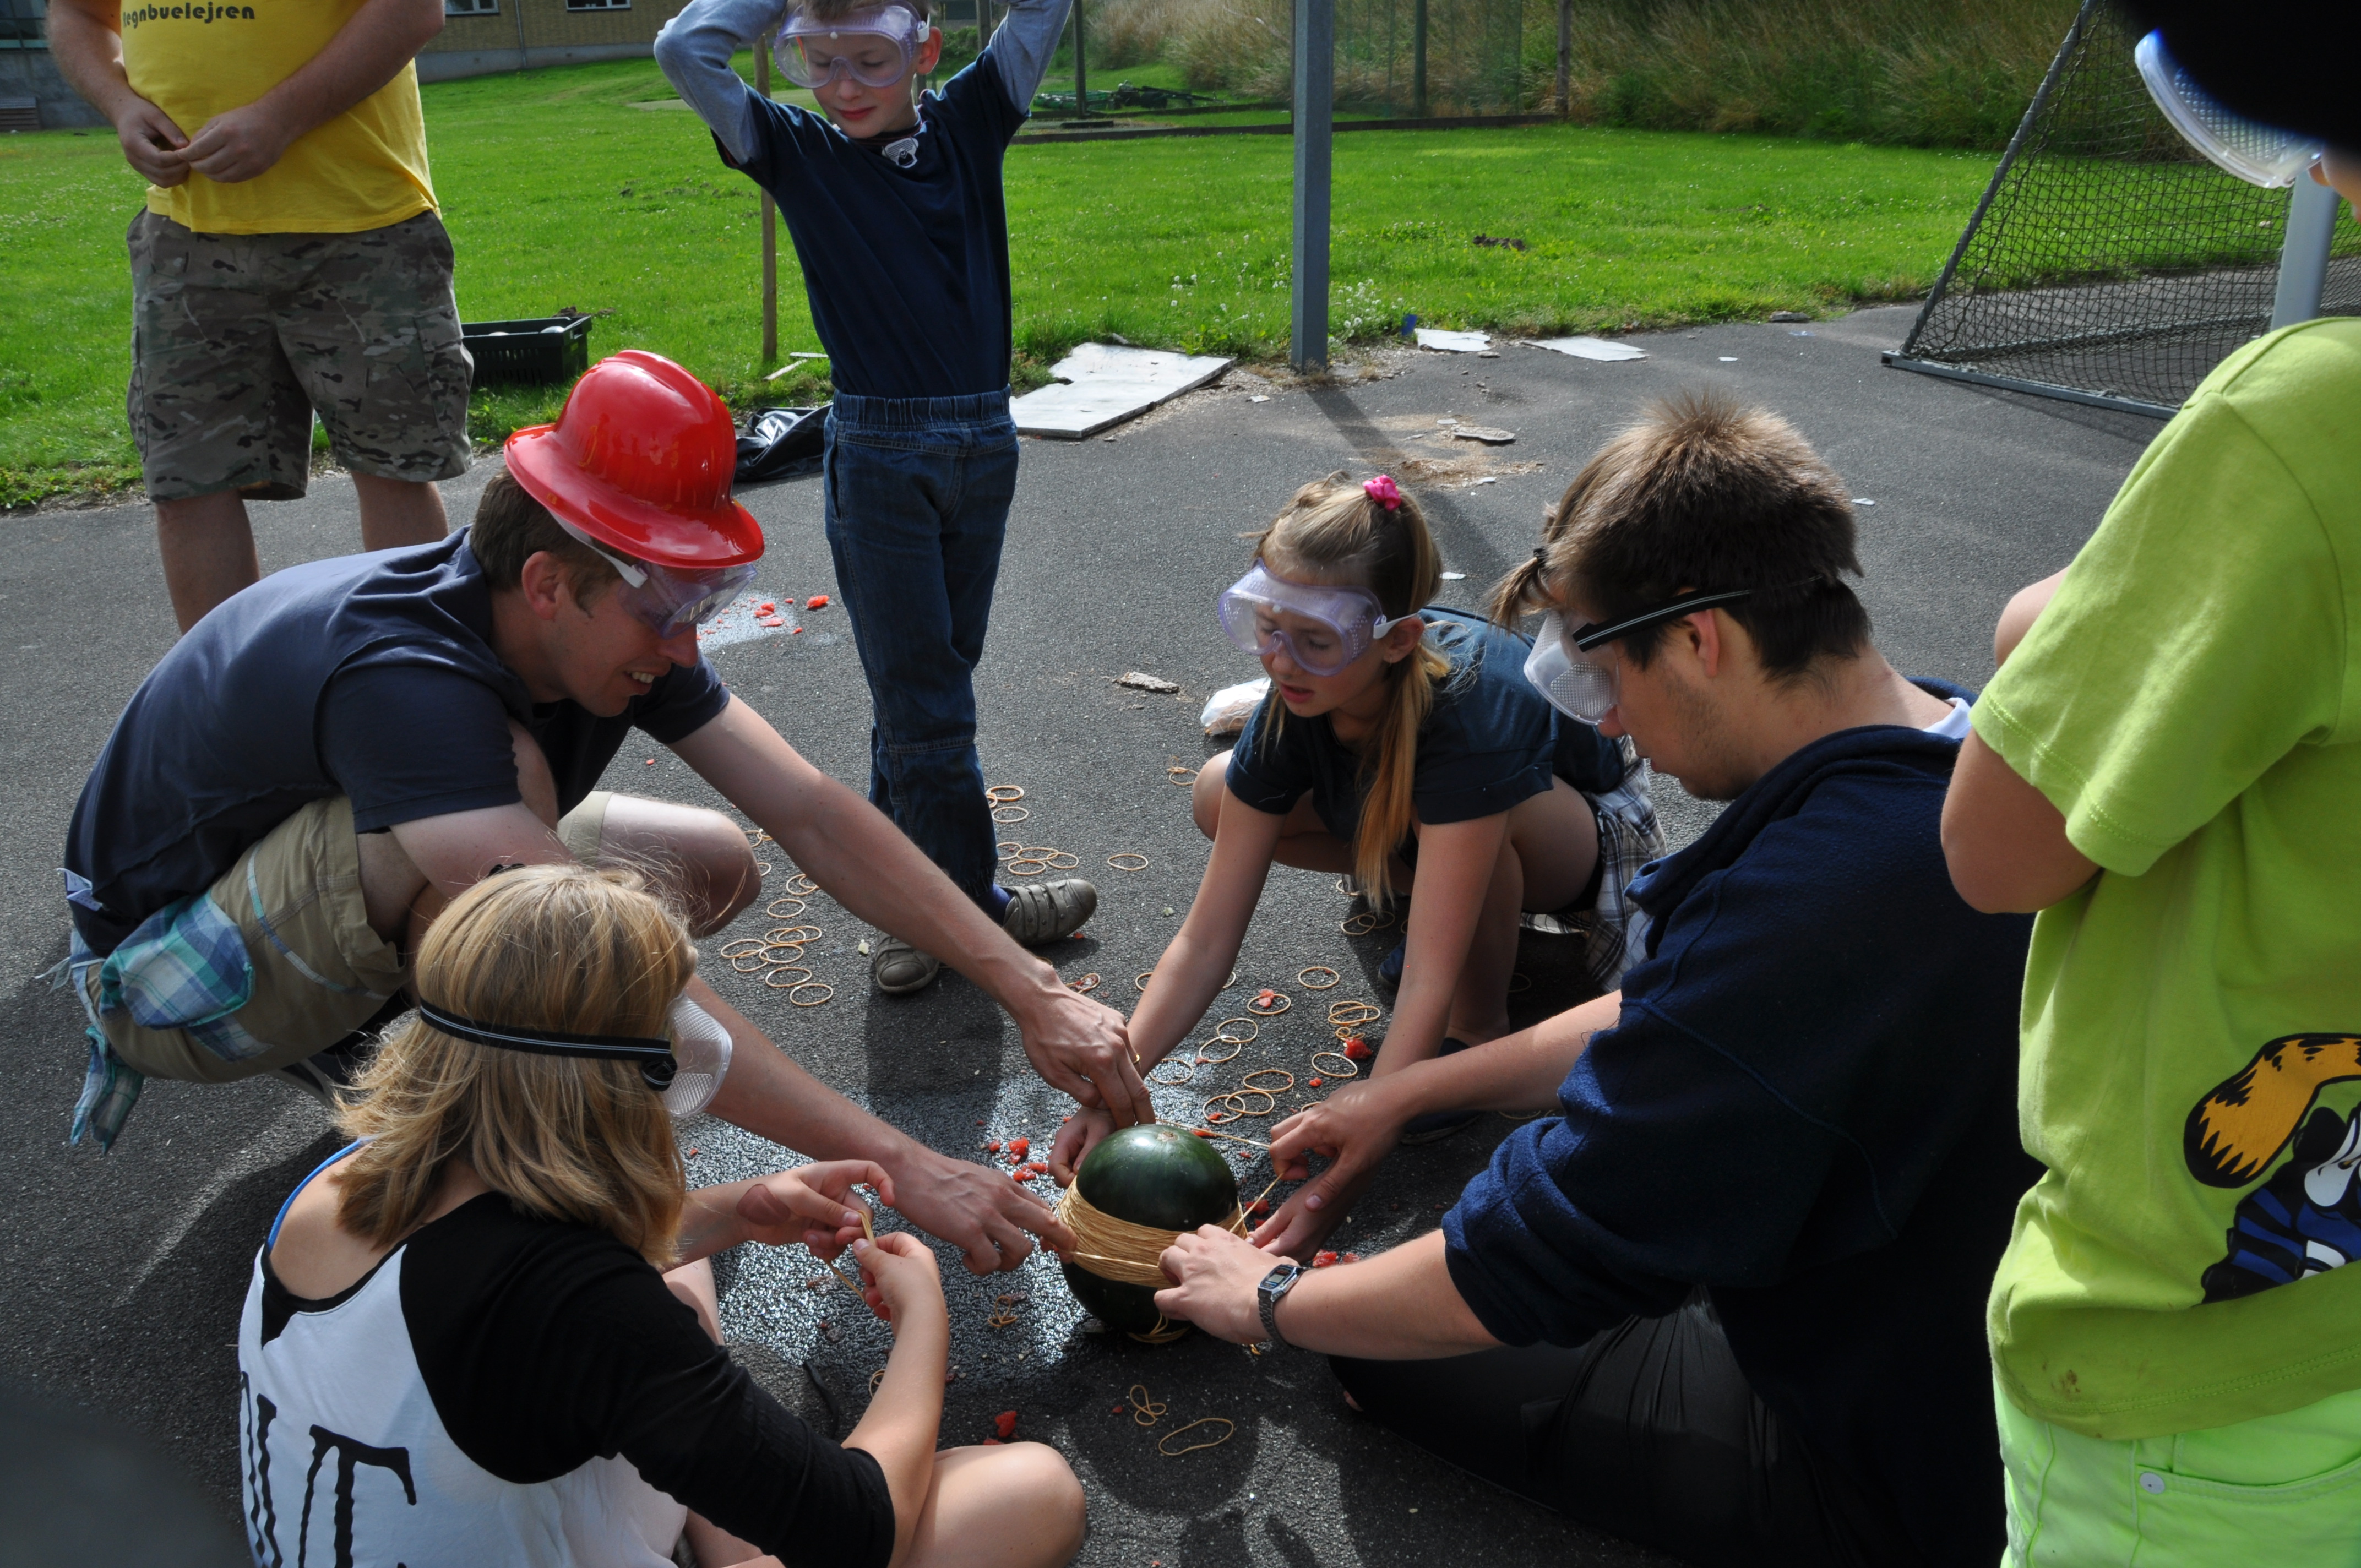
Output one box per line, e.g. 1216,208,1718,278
1060,1123,1238,1336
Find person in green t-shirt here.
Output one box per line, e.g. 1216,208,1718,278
1942,15,2361,1559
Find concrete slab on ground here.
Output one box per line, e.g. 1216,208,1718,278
0,303,2164,1567
1013,344,1236,439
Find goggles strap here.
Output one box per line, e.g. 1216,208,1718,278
1570,578,1828,652
552,519,651,589
418,1000,678,1088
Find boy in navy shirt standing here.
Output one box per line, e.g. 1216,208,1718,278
656,0,1092,995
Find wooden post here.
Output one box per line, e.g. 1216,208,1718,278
1555,0,1571,113
1290,0,1332,371
1411,0,1426,118
757,29,778,364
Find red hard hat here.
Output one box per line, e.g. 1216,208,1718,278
504,350,763,570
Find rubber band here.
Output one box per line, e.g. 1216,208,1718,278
1042,852,1081,870
1107,853,1150,872
1066,973,1101,994
1128,1384,1168,1425
731,952,773,973
986,785,1026,803
763,966,817,988
997,841,1026,861
1309,1051,1359,1079
763,897,807,919
1166,765,1199,786
1241,1068,1295,1094
1193,1037,1243,1066
1341,909,1397,936
754,861,774,878
785,873,818,897
1203,1093,1248,1124
1508,971,1533,994
992,805,1030,824
1212,1018,1259,1044
1326,1000,1383,1027
1297,966,1340,990
788,982,835,1007
870,1369,886,1394
720,939,770,958
1005,859,1048,876
1150,1059,1195,1086
1245,990,1290,1016
1158,1417,1236,1456
1134,971,1157,994
768,925,823,944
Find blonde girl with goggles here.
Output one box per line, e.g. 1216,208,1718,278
1046,475,1660,1257
241,864,1085,1568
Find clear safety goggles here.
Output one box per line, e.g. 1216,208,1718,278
775,4,927,90
414,993,733,1119
658,993,734,1119
2136,31,2324,189
558,520,760,636
1524,611,1620,724
1216,562,1401,677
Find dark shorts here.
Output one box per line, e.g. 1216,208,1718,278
126,208,473,502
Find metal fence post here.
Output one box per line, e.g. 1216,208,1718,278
2271,175,2338,330
757,30,778,363
1290,0,1333,371
1071,0,1087,112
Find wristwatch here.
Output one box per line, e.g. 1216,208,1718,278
1256,1261,1307,1350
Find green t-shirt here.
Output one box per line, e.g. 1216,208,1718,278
1980,317,2361,1441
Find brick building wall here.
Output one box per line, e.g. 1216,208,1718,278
417,0,693,83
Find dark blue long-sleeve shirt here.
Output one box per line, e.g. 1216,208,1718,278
1444,684,2037,1565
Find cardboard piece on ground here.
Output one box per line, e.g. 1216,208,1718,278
1413,328,1492,353
1524,336,1647,362
1012,343,1234,439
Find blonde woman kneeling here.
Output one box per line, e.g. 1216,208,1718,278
238,863,1085,1568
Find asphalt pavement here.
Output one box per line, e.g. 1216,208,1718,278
0,306,2164,1566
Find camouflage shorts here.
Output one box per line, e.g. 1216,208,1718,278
126,209,474,502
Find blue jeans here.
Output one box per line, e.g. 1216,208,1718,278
822,390,1018,907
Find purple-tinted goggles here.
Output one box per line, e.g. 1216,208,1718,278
1216,562,1401,676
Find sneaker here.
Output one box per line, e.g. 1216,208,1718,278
1377,939,1406,989
872,938,942,995
999,879,1097,948
273,1031,381,1108
1397,1037,1482,1145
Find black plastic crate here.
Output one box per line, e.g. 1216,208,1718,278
462,315,592,386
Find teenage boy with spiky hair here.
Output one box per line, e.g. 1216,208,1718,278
656,0,1092,999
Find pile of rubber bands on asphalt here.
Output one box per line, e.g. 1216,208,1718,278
718,865,835,1006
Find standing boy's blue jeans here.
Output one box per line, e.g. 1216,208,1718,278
821,390,1017,908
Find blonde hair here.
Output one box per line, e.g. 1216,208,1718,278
333,865,695,1268
1251,473,1446,906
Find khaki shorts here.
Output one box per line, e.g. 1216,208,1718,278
126,208,473,503
91,792,616,1084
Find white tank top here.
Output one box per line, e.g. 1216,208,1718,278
236,1176,687,1567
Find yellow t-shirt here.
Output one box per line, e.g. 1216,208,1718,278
122,0,436,235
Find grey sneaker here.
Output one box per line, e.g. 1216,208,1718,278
871,938,942,995
274,1032,378,1108
1000,879,1097,947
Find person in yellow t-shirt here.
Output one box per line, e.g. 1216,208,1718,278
1943,7,2361,1559
51,0,469,634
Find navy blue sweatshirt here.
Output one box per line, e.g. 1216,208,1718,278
1443,687,2037,1566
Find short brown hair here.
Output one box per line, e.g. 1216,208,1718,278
1491,389,1869,680
468,469,621,601
331,865,694,1267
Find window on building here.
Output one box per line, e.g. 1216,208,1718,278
565,0,631,9
0,0,47,51
443,0,498,14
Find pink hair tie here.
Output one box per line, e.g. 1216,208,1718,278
1363,474,1403,511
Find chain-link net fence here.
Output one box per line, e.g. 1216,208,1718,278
1894,0,2359,412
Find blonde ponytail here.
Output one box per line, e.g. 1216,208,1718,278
1250,473,1444,907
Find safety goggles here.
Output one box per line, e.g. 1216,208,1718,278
1217,562,1401,677
1524,588,1761,724
418,993,733,1118
2136,31,2324,189
776,4,927,90
558,519,760,636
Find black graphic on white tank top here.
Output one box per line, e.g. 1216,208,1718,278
296,1425,417,1568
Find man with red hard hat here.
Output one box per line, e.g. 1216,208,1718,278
57,352,1144,1272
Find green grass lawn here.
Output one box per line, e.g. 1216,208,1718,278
0,56,1995,508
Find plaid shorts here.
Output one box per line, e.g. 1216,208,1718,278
126,208,472,502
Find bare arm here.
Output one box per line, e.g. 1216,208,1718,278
1993,569,2068,667
672,698,1150,1126
1125,783,1283,1066
1940,732,2097,914
840,1234,950,1567
1155,1227,1498,1360
1250,989,1618,1255
48,0,191,183
172,0,443,183
1371,812,1509,1074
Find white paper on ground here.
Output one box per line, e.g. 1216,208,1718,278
1201,677,1270,736
1011,342,1235,439
1523,336,1648,362
1414,328,1492,353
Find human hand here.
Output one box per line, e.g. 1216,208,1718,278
886,1147,1075,1273
850,1232,944,1327
178,101,299,183
1152,1225,1281,1345
1250,1080,1407,1255
112,97,190,185
1012,986,1154,1127
735,1159,894,1260
1046,1106,1117,1186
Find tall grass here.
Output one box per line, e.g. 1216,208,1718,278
1084,0,2077,145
